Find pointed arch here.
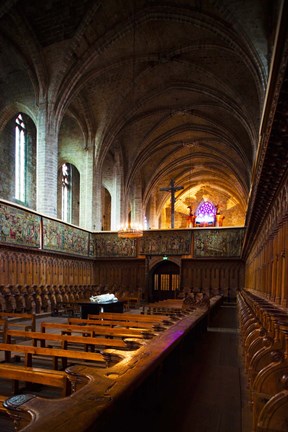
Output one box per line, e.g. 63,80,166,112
57,162,80,225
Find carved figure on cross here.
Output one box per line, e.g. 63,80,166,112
160,179,184,228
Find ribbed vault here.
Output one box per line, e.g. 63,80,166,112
0,0,280,229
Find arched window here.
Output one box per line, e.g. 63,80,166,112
15,114,26,202
61,163,71,222
59,163,80,225
0,112,36,208
102,187,111,231
195,200,216,225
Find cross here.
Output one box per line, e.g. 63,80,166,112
160,179,184,228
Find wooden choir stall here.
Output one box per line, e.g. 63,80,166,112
0,297,222,432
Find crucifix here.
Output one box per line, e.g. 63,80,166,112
160,179,184,228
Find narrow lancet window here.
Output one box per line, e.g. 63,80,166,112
61,163,71,222
15,114,26,202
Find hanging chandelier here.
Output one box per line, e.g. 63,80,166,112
118,222,143,239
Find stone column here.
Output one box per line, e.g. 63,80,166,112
93,169,102,231
130,176,143,227
36,104,58,217
79,148,95,230
148,193,159,229
111,152,122,231
160,207,167,229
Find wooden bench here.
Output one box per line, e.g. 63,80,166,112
143,301,186,316
89,312,172,324
0,304,210,432
68,317,157,330
0,319,7,341
56,301,80,317
5,329,129,351
0,342,107,370
0,363,72,397
0,312,36,330
117,294,140,310
41,322,154,339
145,299,184,310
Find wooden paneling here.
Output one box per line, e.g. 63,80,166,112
0,247,244,300
245,176,288,307
94,260,146,290
181,259,244,298
0,248,94,287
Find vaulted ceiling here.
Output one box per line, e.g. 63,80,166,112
0,0,283,226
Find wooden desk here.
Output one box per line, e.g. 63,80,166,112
77,300,124,319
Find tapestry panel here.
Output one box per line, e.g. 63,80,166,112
194,228,245,257
0,203,40,248
139,230,191,255
43,218,89,256
92,233,137,257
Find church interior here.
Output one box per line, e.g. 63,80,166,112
0,0,287,431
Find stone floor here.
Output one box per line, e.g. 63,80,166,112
0,303,252,432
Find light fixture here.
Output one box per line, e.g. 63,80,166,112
118,222,143,239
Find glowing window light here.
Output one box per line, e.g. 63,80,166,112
61,163,71,222
195,201,216,224
15,114,26,202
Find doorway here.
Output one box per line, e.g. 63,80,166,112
150,261,180,301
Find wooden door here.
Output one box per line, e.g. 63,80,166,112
151,261,180,301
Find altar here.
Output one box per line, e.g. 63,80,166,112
77,300,124,319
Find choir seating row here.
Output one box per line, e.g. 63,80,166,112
0,307,190,431
0,284,143,315
143,292,211,315
238,290,288,432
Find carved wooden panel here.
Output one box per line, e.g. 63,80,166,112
181,260,244,297
0,248,95,287
94,260,145,290
245,175,288,306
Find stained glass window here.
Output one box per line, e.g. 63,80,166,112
195,200,216,224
